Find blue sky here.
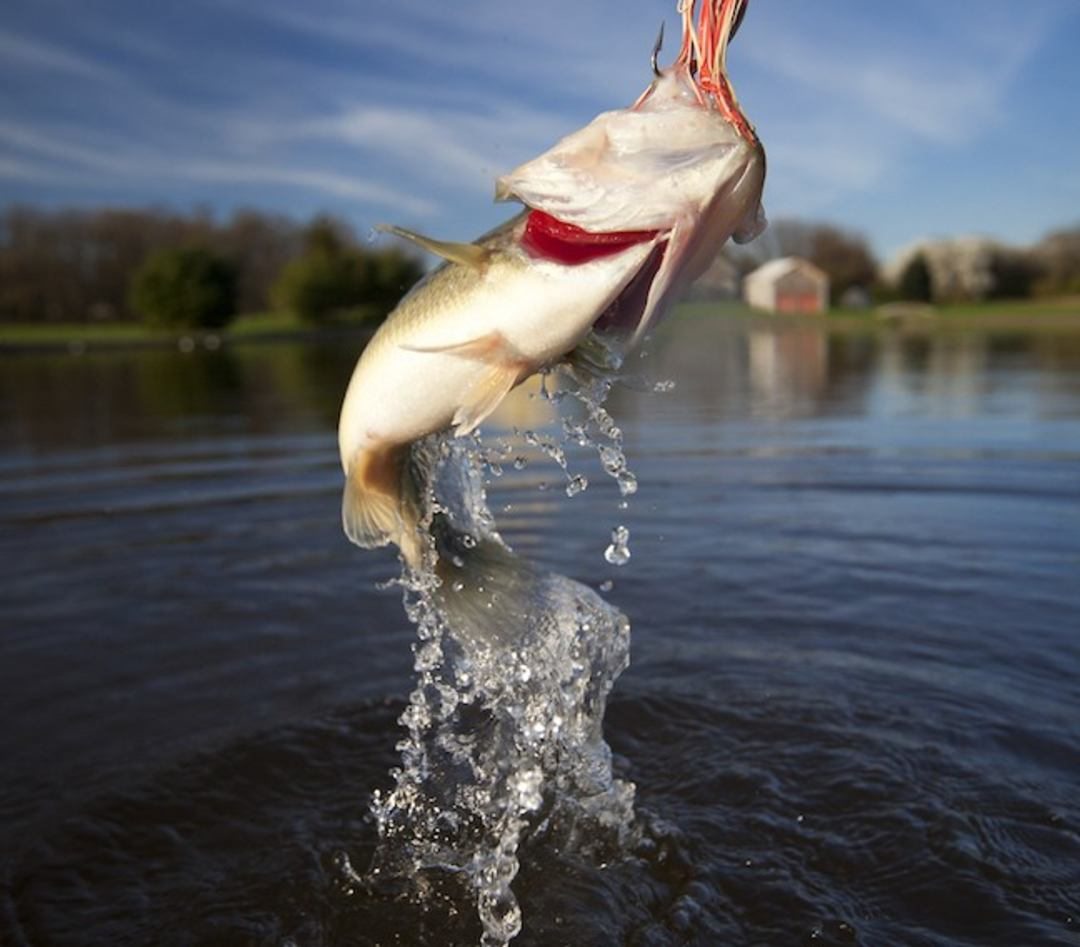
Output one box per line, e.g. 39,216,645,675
2,0,1078,262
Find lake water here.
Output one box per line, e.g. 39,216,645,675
1,312,1078,945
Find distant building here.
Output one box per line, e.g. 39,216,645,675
743,257,830,314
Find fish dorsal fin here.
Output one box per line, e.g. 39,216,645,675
377,224,490,270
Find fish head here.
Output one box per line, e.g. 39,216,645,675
497,0,766,347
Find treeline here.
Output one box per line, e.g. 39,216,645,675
732,218,1080,305
4,205,1077,326
0,206,424,327
890,227,1080,305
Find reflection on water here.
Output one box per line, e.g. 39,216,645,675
0,340,359,453
748,324,828,417
4,316,1080,456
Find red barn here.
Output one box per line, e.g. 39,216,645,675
743,257,830,314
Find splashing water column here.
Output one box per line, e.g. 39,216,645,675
363,369,642,945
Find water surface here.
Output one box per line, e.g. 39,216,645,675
1,313,1078,945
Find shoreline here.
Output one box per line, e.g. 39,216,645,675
0,321,377,356
3,297,1080,355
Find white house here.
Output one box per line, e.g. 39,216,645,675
884,236,999,301
743,257,830,314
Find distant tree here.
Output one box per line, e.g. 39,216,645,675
1031,226,1080,296
273,217,422,323
808,225,878,302
898,253,933,302
129,246,238,329
364,247,424,310
302,215,353,257
217,209,305,313
272,250,366,323
734,218,880,301
988,247,1040,299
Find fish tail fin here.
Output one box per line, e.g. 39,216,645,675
342,444,426,569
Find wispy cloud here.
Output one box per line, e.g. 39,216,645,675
0,155,66,184
0,28,118,82
290,103,571,193
249,0,658,107
182,161,437,215
0,121,133,174
0,120,436,216
738,0,1067,229
751,41,998,146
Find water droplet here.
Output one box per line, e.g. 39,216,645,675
462,534,478,549
565,474,588,497
513,456,528,470
604,526,631,566
652,379,676,393
452,581,465,592
599,579,614,592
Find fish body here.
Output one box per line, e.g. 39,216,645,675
339,0,764,566
338,215,659,564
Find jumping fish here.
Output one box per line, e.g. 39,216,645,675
338,0,765,566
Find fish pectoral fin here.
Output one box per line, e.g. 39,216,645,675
403,330,518,360
420,331,528,435
342,445,425,568
377,224,490,270
452,361,526,437
403,330,530,436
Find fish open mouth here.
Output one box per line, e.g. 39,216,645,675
501,0,764,348
519,210,668,342
520,210,660,267
592,240,668,337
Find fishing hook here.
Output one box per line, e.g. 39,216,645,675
651,21,665,77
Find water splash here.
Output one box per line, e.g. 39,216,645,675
361,361,645,944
